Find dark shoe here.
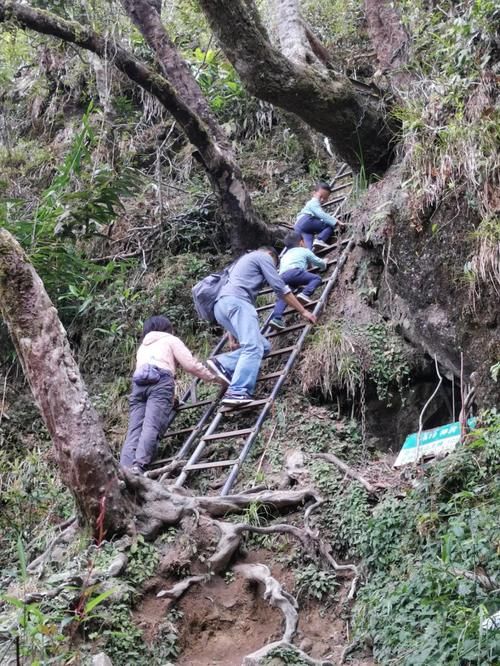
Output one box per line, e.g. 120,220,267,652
297,293,313,305
221,392,253,407
269,318,285,331
207,358,231,385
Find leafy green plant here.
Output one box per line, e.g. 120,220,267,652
0,103,142,317
353,413,500,665
263,645,310,665
295,563,337,602
125,535,160,586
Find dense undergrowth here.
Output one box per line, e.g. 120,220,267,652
354,411,500,664
1,0,499,664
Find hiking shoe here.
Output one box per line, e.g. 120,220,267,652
313,239,330,251
269,318,285,331
130,465,144,476
296,293,313,305
221,392,253,407
206,358,231,385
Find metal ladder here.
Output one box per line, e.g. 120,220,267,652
150,164,354,495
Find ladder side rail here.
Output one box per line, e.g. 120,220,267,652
175,412,224,487
220,237,356,495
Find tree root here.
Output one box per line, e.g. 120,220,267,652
234,563,298,642
27,518,79,577
156,575,207,599
312,452,380,496
242,640,333,666
145,459,186,480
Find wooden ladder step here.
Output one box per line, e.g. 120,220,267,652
257,371,282,383
163,426,197,439
177,399,212,410
202,427,255,441
257,297,320,313
265,345,295,359
329,182,353,195
220,398,269,412
259,278,327,297
185,459,239,471
266,323,306,339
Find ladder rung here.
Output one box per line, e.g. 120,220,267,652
257,371,282,382
220,398,269,412
177,399,212,410
163,426,196,438
315,239,349,256
266,323,306,339
329,182,353,194
259,278,326,297
185,459,239,471
265,345,295,358
203,427,255,441
282,299,319,314
324,195,348,207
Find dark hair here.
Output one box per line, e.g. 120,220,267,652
315,181,332,193
283,231,302,249
142,315,173,339
259,246,279,264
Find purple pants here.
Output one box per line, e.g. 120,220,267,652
120,371,175,469
294,214,333,249
272,268,322,318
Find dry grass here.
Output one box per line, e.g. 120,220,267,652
300,320,361,399
395,1,500,295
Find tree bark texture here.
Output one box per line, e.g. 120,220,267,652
198,0,396,174
0,0,270,250
119,0,269,251
0,230,134,536
272,0,325,69
364,0,411,91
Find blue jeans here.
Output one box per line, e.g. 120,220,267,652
214,296,271,397
295,214,333,249
272,268,322,318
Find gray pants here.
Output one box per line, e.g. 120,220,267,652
120,372,175,469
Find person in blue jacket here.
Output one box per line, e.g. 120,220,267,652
295,182,338,250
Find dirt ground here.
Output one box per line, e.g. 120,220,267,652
134,549,375,665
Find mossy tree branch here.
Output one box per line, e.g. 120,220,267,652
0,0,271,249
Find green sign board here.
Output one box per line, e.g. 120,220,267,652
394,420,474,467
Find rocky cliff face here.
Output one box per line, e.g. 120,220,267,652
356,163,499,411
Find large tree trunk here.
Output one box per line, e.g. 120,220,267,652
0,230,134,536
198,0,396,174
364,0,411,92
271,0,325,68
119,0,267,250
0,1,269,251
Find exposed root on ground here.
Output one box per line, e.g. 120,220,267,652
312,452,380,495
242,640,333,666
234,563,298,642
27,517,78,577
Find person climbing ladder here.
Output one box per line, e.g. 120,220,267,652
269,232,326,330
120,315,222,473
295,182,339,250
206,247,316,407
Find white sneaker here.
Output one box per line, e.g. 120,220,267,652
313,239,330,250
297,293,313,305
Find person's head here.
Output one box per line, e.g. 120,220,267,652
142,315,173,339
259,246,279,265
283,231,305,249
313,181,332,205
